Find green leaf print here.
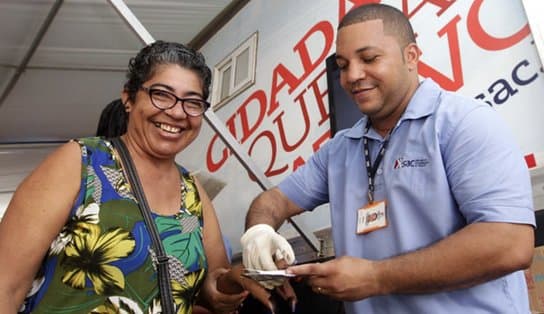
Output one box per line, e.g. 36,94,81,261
155,216,204,270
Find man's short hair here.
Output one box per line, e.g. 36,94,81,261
339,3,416,48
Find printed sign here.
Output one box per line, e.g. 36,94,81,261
178,0,544,254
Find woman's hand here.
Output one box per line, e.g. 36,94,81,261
199,267,248,314
274,279,298,313
217,264,274,311
219,263,299,313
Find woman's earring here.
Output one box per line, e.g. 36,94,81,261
123,99,130,112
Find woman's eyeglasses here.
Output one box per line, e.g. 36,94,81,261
140,86,210,117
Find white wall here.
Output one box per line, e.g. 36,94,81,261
522,0,544,65
0,193,13,219
0,144,58,219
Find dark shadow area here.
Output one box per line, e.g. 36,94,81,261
240,279,345,314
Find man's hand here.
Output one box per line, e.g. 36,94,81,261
241,224,295,270
241,224,295,289
287,256,382,301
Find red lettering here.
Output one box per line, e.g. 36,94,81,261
418,15,464,91
248,130,289,177
293,21,335,84
269,21,335,116
402,0,455,18
268,63,300,116
313,129,331,152
306,68,330,125
467,0,530,51
339,0,381,21
273,93,311,152
205,115,237,172
237,90,267,143
292,156,306,171
206,133,229,172
293,128,332,173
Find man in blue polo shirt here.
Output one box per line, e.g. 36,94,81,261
240,3,535,314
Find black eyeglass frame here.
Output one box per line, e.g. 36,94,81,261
140,85,210,117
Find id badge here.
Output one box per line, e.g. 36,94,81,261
357,200,387,234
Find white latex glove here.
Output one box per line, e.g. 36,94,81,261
241,224,296,289
240,224,296,288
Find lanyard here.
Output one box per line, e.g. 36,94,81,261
363,123,391,203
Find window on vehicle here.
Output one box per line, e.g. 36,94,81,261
211,32,258,110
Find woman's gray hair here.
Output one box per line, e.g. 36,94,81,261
124,40,212,102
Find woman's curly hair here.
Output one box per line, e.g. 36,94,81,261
124,40,212,102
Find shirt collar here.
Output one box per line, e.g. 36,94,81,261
342,78,441,139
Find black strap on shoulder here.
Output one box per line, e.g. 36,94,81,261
111,137,175,314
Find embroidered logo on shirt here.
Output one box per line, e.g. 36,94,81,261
393,157,430,169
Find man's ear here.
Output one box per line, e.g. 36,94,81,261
404,43,420,72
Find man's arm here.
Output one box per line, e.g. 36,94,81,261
376,221,533,294
245,187,305,230
289,221,534,300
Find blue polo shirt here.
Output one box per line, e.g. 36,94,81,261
279,79,535,314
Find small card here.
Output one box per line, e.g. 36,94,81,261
242,268,295,281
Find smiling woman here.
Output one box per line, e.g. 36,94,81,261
0,41,285,314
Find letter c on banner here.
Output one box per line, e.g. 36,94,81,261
467,0,530,51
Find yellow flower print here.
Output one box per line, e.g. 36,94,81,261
183,176,202,217
50,202,100,255
61,223,135,295
171,269,206,314
90,296,143,314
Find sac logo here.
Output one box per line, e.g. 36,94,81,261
393,157,430,169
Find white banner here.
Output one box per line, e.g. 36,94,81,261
178,0,544,254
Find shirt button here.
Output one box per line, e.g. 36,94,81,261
377,168,383,175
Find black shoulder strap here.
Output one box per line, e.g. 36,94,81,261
111,137,175,314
